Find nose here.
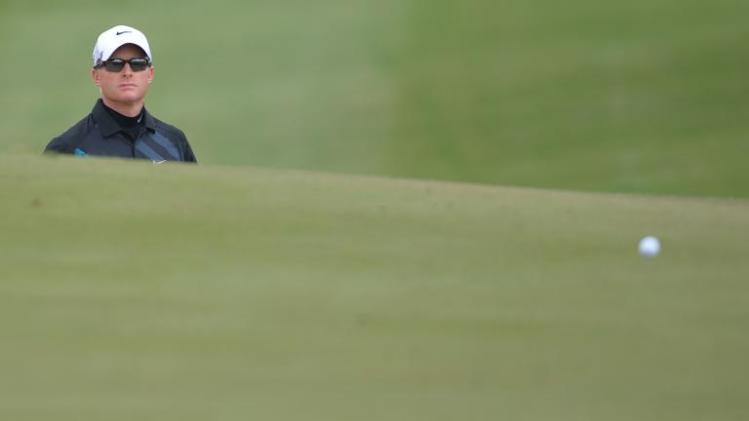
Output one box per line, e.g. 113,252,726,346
121,63,134,76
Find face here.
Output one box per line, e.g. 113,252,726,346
91,44,154,106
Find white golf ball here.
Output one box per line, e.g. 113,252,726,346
638,236,661,257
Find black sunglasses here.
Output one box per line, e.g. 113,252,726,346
95,57,151,72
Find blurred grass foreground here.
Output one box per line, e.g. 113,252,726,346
2,154,749,420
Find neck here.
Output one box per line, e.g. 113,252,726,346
101,97,144,117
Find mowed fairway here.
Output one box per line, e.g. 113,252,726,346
1,154,748,420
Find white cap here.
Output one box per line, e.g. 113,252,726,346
92,25,152,67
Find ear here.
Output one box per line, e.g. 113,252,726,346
147,65,154,84
91,67,101,86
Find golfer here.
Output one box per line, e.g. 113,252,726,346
45,25,197,163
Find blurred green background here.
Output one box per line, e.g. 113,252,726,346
0,0,749,197
2,0,748,196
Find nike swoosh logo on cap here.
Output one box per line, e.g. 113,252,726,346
116,31,132,35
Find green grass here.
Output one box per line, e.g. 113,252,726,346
1,0,748,196
2,154,748,420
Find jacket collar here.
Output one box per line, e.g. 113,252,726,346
92,99,156,137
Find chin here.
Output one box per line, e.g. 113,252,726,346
112,94,144,104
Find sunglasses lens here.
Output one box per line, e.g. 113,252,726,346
104,59,125,72
130,59,148,71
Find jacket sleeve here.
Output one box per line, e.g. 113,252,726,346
180,133,198,163
44,136,72,154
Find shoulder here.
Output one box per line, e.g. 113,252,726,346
152,117,188,143
44,114,94,154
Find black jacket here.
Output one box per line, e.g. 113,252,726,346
45,99,197,163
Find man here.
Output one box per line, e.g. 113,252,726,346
45,25,197,163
